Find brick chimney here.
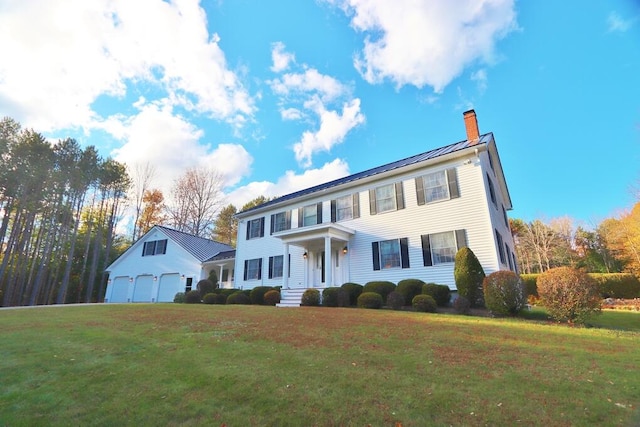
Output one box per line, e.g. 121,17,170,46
463,109,480,144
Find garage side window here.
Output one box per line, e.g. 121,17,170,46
142,239,167,256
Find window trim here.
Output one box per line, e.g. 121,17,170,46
142,239,167,257
331,193,360,222
372,237,410,270
270,211,291,235
415,168,459,205
268,254,291,279
243,258,262,281
246,217,265,240
298,202,323,227
369,182,404,215
421,230,467,266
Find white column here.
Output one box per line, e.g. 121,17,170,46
324,236,332,287
219,265,224,288
282,243,290,289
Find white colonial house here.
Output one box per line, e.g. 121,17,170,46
234,110,517,306
104,225,235,303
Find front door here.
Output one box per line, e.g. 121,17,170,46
313,251,325,286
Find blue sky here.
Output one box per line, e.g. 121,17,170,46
1,0,638,230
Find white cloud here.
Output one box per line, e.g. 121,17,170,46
293,98,365,167
607,11,635,33
271,42,296,72
270,68,348,102
111,101,252,195
280,108,304,121
226,158,350,207
326,0,518,93
471,69,488,93
0,0,255,133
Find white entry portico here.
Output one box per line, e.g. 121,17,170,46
273,222,355,289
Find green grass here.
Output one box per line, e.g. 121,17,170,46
1,304,639,426
519,306,640,332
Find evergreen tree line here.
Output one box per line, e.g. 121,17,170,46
0,118,130,306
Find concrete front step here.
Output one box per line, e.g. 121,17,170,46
276,287,324,308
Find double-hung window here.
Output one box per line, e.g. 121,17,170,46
421,230,467,266
369,182,404,215
298,203,323,227
270,211,291,234
142,239,167,256
487,173,497,207
331,193,360,222
244,258,262,280
246,217,265,240
415,168,460,205
268,255,290,279
372,238,410,270
495,229,506,265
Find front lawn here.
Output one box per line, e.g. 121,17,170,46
1,304,638,426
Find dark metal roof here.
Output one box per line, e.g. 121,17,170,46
156,226,235,262
205,250,236,262
239,134,490,215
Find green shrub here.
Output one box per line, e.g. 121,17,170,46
301,289,320,306
341,283,363,306
453,296,471,314
219,288,239,298
250,286,274,305
483,271,527,316
337,288,351,307
202,293,218,304
322,287,341,307
212,293,227,304
173,292,186,303
263,290,280,306
396,279,425,303
454,247,485,307
386,291,405,310
422,283,451,307
197,279,216,298
412,294,437,313
226,291,251,305
520,274,539,299
537,267,602,324
363,281,396,304
590,273,640,299
185,290,202,304
357,292,383,309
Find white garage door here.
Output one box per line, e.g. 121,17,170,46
132,275,153,302
110,277,130,303
157,273,180,302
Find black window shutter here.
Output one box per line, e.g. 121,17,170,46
372,242,380,271
400,238,410,268
288,254,291,277
455,229,468,250
298,207,303,227
270,214,275,235
353,193,360,218
331,200,337,222
142,242,147,256
395,182,404,210
259,217,265,237
447,168,460,199
415,177,425,205
421,235,433,266
246,222,251,240
317,202,322,224
243,260,248,280
369,189,377,215
257,258,262,280
268,256,274,279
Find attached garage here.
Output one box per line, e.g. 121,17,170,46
132,275,154,302
157,273,180,302
109,277,130,303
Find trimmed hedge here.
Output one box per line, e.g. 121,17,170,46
322,287,341,307
521,273,640,300
386,291,405,310
263,290,280,306
196,279,216,298
250,286,274,305
341,283,363,306
363,281,396,304
537,267,601,324
454,247,485,307
412,294,437,313
173,292,186,303
422,283,451,307
185,290,202,304
202,293,218,304
396,279,425,303
301,289,320,306
227,291,251,305
483,271,527,316
357,292,383,309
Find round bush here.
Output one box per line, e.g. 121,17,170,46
185,290,202,304
453,295,471,314
396,279,425,303
337,288,351,307
537,267,601,324
173,292,186,303
322,287,340,307
454,247,486,307
202,293,218,304
412,294,437,313
263,290,281,306
301,289,320,306
250,286,273,305
357,292,383,309
341,283,363,306
197,279,216,298
483,271,527,316
226,291,251,305
212,293,227,304
386,291,405,310
220,288,239,298
422,283,452,307
363,281,396,304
